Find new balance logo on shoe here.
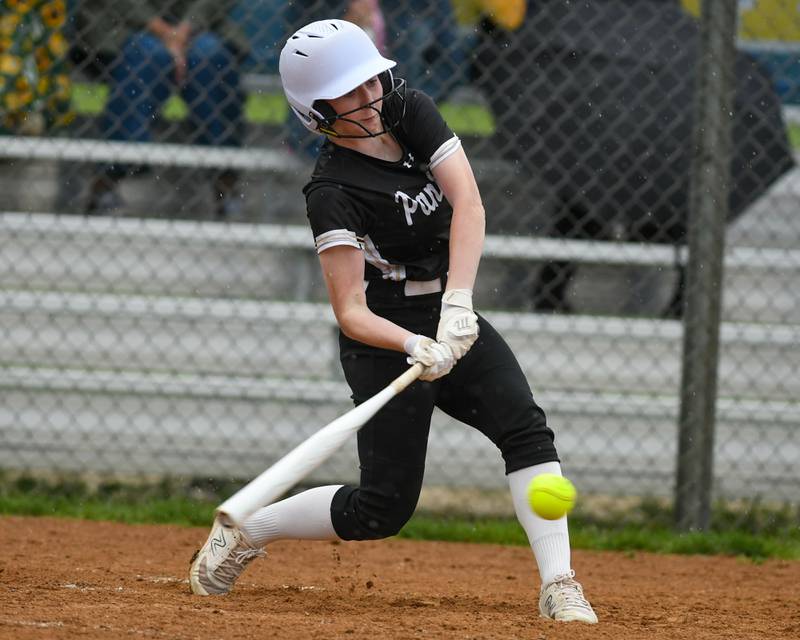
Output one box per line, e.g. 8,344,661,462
189,518,265,596
210,530,227,555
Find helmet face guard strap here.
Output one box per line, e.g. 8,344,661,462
313,75,407,139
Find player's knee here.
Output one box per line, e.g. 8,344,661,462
335,483,419,540
359,491,417,539
124,34,172,68
498,415,558,471
358,515,409,539
189,33,235,68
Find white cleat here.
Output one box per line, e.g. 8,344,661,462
539,570,598,623
189,517,265,595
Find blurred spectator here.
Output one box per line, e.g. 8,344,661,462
229,0,299,74
1,0,73,135
343,0,386,53
384,0,462,102
470,0,794,318
230,2,457,161
72,0,249,217
467,1,580,313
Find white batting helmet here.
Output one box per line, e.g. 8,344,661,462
279,19,400,135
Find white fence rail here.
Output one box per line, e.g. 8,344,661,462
2,213,799,500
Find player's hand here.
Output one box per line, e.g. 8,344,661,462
404,335,455,381
436,289,479,360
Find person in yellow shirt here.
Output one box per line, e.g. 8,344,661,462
452,0,526,32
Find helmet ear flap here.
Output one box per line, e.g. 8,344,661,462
379,70,406,132
311,100,338,134
379,70,393,94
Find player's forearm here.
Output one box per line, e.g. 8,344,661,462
336,305,414,352
446,200,485,291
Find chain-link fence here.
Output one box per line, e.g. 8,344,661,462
1,1,798,514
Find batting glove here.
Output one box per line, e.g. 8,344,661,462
404,334,456,381
436,289,479,360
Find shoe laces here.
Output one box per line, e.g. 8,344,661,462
214,545,265,585
550,570,592,610
233,547,265,565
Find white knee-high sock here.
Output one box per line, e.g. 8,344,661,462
508,462,572,586
240,485,343,548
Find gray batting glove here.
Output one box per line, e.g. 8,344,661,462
404,334,456,381
436,289,479,360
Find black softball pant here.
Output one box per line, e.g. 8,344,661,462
330,294,558,541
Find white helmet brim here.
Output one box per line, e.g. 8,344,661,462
315,56,396,101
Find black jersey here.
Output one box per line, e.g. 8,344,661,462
303,90,461,283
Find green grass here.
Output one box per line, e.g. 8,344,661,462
0,476,216,526
69,82,495,136
401,511,800,561
72,82,800,145
69,83,288,127
788,122,800,148
2,475,799,560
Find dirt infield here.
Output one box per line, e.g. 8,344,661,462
1,516,798,640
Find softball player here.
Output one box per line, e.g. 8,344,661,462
190,19,597,624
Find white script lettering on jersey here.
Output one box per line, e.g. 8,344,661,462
394,180,445,226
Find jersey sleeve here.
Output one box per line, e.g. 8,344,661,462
399,90,461,169
305,184,367,254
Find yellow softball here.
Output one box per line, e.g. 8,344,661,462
526,473,577,520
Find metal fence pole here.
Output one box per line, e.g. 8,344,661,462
675,0,738,531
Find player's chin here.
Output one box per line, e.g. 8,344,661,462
360,116,381,131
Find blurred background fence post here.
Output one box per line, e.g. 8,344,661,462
675,0,738,532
